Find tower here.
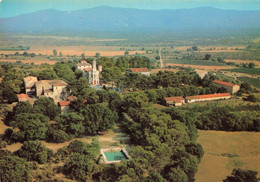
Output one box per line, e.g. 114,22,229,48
89,60,100,85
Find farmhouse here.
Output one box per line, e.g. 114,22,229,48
130,68,150,77
213,80,240,94
185,93,231,103
76,60,102,85
24,76,70,100
164,96,185,106
58,101,70,114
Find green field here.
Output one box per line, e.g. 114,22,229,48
223,68,260,75
237,77,260,88
165,59,228,66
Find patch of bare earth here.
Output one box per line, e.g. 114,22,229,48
195,130,260,182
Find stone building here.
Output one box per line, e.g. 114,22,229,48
23,76,69,100
164,96,185,106
24,76,38,96
130,68,150,77
58,101,71,114
213,80,240,94
185,93,231,103
76,60,102,85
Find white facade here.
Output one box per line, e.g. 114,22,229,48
77,60,101,85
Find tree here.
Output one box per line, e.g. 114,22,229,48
95,52,100,58
34,97,60,120
53,49,57,56
0,155,30,182
223,168,258,182
59,51,63,57
81,53,85,59
38,69,59,80
80,103,118,134
12,101,34,116
63,153,94,181
192,46,198,51
15,140,53,164
248,62,255,68
101,67,122,83
125,51,129,55
246,94,257,103
204,54,211,60
12,113,49,141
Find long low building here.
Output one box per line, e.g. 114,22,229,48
185,93,231,103
213,80,240,94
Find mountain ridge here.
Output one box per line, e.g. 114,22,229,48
1,6,260,34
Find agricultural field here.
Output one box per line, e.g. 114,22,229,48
195,130,260,182
0,45,146,57
225,59,260,67
237,77,260,89
223,68,260,75
165,63,236,71
0,59,57,65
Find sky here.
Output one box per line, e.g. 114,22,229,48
0,0,260,18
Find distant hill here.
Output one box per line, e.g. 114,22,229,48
1,6,260,34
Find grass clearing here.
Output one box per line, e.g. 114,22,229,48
195,130,260,182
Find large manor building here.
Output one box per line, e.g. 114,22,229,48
24,76,69,100
76,60,102,85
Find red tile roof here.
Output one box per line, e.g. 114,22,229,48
85,68,92,71
186,93,231,100
17,94,30,100
165,96,184,103
58,101,70,107
213,80,236,87
67,95,77,101
130,68,149,73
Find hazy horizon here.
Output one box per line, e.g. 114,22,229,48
1,0,260,18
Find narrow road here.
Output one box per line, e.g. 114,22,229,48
159,47,164,68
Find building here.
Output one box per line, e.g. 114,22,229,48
164,96,185,106
24,76,38,96
213,80,240,94
58,101,71,114
24,76,69,100
76,60,102,85
130,68,150,77
185,93,231,103
17,94,31,102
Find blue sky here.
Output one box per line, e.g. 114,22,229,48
0,0,260,18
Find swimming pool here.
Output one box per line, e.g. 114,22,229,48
104,150,129,162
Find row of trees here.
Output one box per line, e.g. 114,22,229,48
174,103,260,131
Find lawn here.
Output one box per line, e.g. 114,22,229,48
195,130,260,182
